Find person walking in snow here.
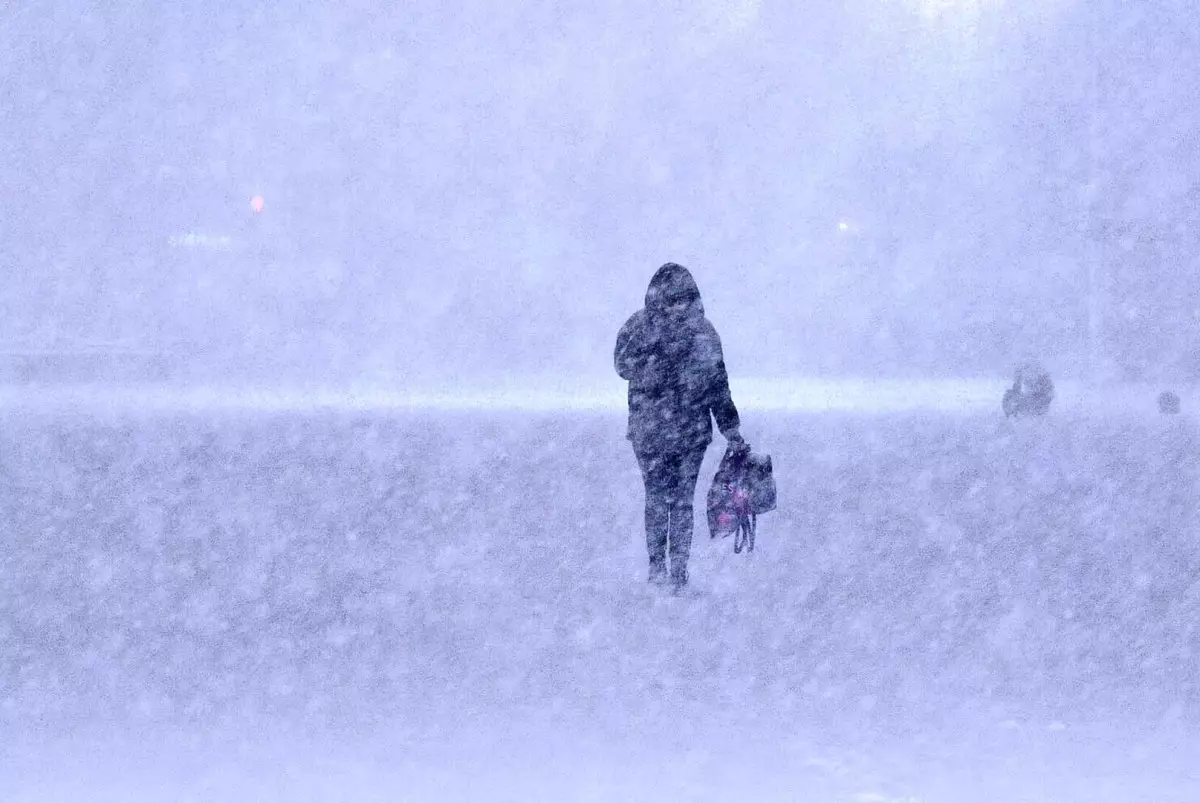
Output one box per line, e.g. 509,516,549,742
614,263,742,590
1003,360,1055,417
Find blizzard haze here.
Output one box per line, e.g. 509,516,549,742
4,1,1199,384
5,2,1200,802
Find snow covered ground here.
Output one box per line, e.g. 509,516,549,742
3,395,1200,800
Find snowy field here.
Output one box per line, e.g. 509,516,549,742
0,377,1192,416
3,397,1200,801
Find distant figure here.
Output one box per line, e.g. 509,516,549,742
615,263,742,590
1003,361,1054,417
1158,390,1181,415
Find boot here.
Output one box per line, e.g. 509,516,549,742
648,559,668,585
669,562,688,590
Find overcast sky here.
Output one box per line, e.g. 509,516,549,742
2,0,1197,383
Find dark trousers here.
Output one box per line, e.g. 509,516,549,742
634,446,707,581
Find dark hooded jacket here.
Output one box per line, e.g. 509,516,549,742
614,263,740,453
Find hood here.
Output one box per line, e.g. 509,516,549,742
644,262,704,317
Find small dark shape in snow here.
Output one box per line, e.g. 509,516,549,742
1158,390,1181,415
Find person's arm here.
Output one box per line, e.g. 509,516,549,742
615,311,651,382
711,358,742,441
700,323,741,439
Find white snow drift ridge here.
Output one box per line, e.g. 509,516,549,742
0,377,1190,415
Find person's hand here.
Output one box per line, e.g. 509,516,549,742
726,428,747,450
